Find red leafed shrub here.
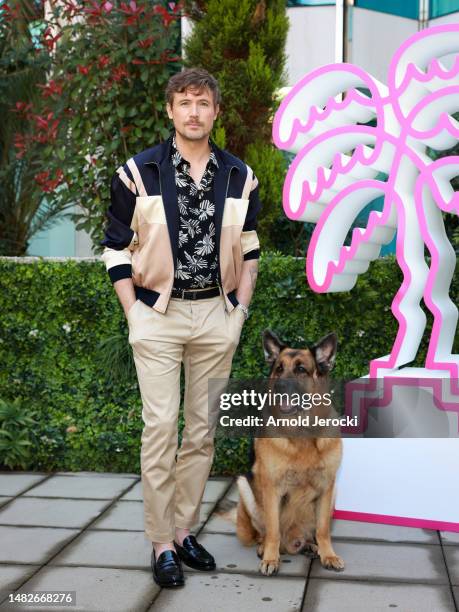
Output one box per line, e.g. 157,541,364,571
6,0,182,254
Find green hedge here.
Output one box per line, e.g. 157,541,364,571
0,254,453,474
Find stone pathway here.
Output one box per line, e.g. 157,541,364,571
0,472,457,611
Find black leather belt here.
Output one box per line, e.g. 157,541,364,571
170,287,220,300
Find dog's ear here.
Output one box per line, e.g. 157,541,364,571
311,333,337,374
262,330,286,364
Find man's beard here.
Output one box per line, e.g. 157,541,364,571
175,125,211,142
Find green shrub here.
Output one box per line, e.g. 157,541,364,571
184,0,289,252
0,254,448,474
0,397,37,469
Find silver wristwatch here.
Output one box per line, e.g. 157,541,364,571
236,303,249,320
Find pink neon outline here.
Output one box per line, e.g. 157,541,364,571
305,178,393,292
393,54,459,95
273,63,385,151
282,126,385,221
341,377,459,435
405,85,459,140
273,24,459,381
332,510,459,533
415,157,459,387
273,25,459,531
388,23,459,129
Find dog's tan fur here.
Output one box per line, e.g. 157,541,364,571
236,331,344,576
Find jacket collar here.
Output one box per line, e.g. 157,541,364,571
142,133,238,273
143,133,237,171
170,134,219,170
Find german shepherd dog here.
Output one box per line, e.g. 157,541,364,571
236,330,344,576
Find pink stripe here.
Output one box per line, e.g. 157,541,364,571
333,509,459,533
341,376,459,435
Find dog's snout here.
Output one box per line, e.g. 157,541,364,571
273,379,290,393
272,378,303,394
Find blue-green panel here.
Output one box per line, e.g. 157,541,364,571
356,196,396,255
27,207,76,257
355,0,419,19
430,0,459,17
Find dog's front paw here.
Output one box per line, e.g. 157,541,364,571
259,557,280,576
320,554,345,571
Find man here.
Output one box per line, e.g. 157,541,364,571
100,68,261,588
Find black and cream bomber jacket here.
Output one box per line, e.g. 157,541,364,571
100,136,261,312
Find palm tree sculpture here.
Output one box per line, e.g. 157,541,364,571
273,24,459,427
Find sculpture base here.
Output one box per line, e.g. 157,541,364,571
335,438,459,531
335,373,459,531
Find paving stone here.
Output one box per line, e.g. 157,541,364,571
202,510,236,535
204,482,238,534
0,526,78,564
303,578,455,612
90,501,144,531
190,502,215,531
443,546,459,585
192,520,206,534
332,519,440,544
0,474,47,497
119,478,230,504
49,531,152,569
200,501,215,522
190,533,310,577
0,498,109,529
440,531,459,546
24,475,135,500
119,481,142,501
310,540,448,584
0,498,11,509
0,566,158,612
0,566,40,603
89,500,216,533
177,502,216,535
150,572,305,612
55,471,139,479
222,482,239,503
202,480,231,504
454,587,459,608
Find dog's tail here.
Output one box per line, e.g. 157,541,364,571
237,475,264,533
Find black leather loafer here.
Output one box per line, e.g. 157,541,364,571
151,549,185,588
174,535,216,571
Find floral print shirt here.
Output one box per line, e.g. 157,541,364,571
171,134,220,290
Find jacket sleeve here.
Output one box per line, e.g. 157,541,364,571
100,166,139,283
241,172,261,260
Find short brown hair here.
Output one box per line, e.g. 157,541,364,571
165,68,221,107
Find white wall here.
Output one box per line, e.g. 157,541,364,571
285,6,336,85
429,10,459,24
350,8,417,84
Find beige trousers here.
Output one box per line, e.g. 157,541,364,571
127,294,244,543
